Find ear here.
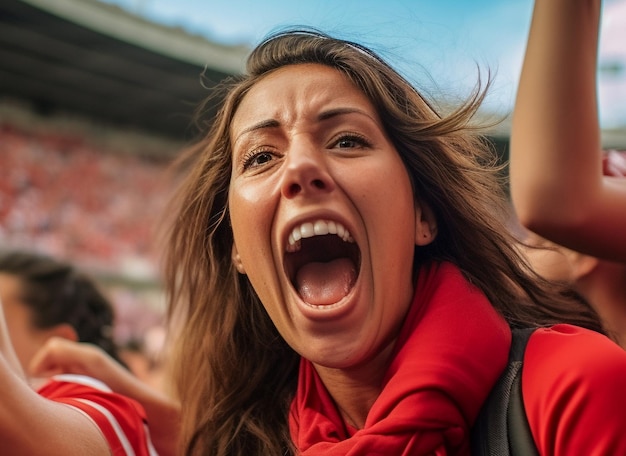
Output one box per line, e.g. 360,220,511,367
231,243,246,274
49,323,78,342
415,200,437,246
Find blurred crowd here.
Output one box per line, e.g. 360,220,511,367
0,122,175,279
0,120,174,369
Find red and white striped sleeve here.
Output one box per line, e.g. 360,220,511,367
37,374,158,456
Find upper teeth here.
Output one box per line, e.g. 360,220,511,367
287,220,354,252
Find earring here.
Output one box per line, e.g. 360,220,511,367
233,254,245,274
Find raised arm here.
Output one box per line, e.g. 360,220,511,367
0,302,110,456
510,0,626,261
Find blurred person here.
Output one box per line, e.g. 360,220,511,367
510,0,626,261
0,249,159,455
0,249,125,376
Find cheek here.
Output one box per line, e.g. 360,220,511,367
7,323,41,369
362,159,415,232
362,160,417,272
229,182,275,267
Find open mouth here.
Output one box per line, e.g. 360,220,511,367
284,220,361,306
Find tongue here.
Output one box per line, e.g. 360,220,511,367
295,257,357,306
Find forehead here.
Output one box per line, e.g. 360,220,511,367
231,63,378,134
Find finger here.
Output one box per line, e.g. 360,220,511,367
29,337,82,376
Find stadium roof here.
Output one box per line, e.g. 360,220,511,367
0,0,250,142
1,0,624,151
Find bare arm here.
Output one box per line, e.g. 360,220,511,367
30,337,180,456
0,303,110,456
510,0,626,261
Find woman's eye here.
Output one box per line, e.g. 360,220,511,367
333,134,370,149
242,151,274,170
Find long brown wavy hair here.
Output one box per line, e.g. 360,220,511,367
161,29,604,455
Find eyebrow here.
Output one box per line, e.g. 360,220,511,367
236,119,280,137
234,107,376,144
317,107,373,122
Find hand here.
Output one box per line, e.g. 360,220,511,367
29,337,130,389
602,150,626,177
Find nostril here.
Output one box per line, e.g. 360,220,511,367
288,183,302,196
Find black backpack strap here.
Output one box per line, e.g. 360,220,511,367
470,327,539,455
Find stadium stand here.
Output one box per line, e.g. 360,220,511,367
0,0,248,271
0,0,249,347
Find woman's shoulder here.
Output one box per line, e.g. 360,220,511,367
524,323,626,394
526,323,625,371
522,324,626,455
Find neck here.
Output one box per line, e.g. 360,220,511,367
312,339,395,429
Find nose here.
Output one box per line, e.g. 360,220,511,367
280,140,334,199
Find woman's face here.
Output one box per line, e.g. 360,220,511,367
228,63,434,370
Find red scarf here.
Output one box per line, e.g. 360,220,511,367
289,261,511,455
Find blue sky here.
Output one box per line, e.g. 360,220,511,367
102,0,626,127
